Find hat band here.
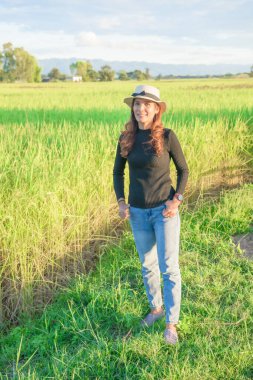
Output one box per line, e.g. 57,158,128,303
131,91,160,102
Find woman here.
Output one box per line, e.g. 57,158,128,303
113,85,189,345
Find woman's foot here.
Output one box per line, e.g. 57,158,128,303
141,307,165,327
164,323,178,345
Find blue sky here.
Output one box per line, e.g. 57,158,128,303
0,0,252,64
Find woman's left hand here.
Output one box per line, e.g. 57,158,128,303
162,200,179,218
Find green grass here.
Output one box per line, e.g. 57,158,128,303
0,79,253,111
0,107,252,128
0,79,252,324
0,184,252,379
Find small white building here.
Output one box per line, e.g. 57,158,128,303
72,76,82,82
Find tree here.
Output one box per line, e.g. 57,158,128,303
76,61,92,81
224,73,233,78
34,65,42,82
69,60,98,81
126,69,146,80
250,65,253,77
145,68,151,80
0,42,41,82
14,47,41,82
2,42,16,82
48,67,62,81
48,68,66,81
155,74,162,80
87,68,98,81
135,70,146,80
98,65,115,81
118,70,129,80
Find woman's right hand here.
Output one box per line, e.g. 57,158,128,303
118,202,130,220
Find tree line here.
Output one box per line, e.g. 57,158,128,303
46,64,151,82
47,62,116,82
1,42,253,83
0,42,151,83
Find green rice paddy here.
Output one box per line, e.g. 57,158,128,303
0,78,252,379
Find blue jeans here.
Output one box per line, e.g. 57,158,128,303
129,204,181,324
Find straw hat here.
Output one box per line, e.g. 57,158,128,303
123,84,167,113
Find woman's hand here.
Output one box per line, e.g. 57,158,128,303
162,199,180,218
118,201,130,220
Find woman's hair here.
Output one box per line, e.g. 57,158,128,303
120,99,165,158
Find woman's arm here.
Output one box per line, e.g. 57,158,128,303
163,129,189,217
168,129,189,196
113,137,127,202
113,137,129,219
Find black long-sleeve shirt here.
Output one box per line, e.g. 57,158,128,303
113,127,189,208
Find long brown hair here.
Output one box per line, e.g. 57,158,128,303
120,99,165,158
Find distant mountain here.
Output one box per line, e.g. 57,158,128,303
38,58,251,77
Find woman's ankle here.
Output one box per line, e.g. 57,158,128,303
151,307,163,314
166,323,177,331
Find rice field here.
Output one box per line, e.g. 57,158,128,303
0,78,252,325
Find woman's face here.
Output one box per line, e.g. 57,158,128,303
133,98,159,126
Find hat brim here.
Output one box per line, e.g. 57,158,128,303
123,96,166,113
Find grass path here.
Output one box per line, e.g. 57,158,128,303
0,183,252,379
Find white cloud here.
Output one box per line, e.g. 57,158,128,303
0,22,74,57
76,32,99,46
93,12,157,34
74,32,252,64
0,22,252,64
179,0,248,10
75,32,176,52
215,30,253,40
180,37,198,44
96,16,121,30
208,0,248,11
191,9,210,16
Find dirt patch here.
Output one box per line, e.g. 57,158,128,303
232,230,253,260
